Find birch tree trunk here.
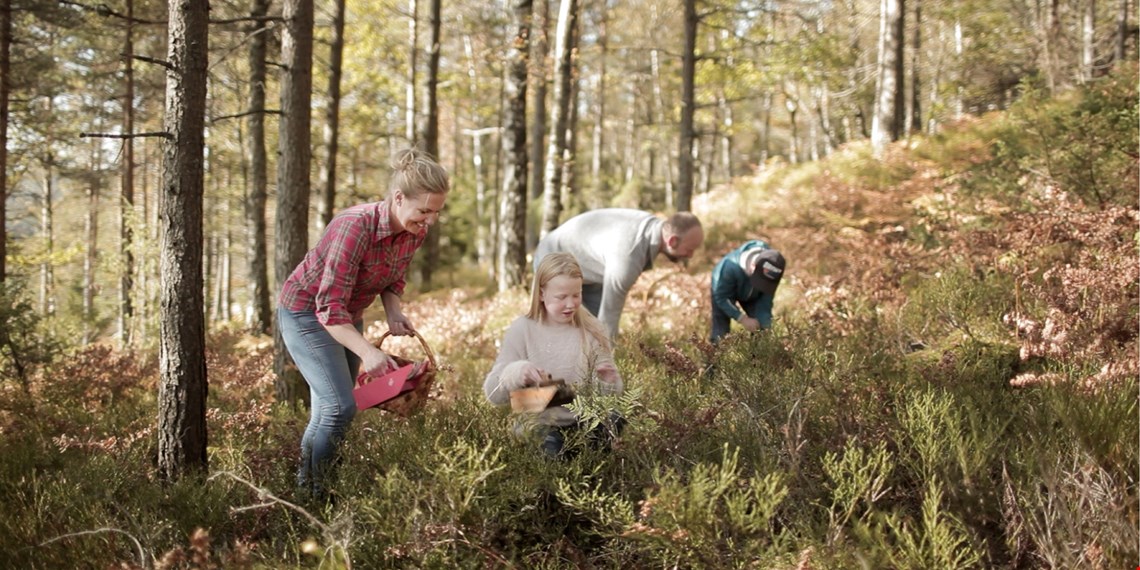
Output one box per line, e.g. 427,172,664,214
157,0,209,482
274,0,314,406
676,0,698,212
871,0,902,157
406,0,418,144
540,0,577,237
1082,0,1096,81
497,0,533,292
316,0,346,231
419,0,442,288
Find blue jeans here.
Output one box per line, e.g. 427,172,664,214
581,283,604,319
710,296,766,343
540,412,627,459
277,307,362,499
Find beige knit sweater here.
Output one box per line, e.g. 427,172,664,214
483,316,623,426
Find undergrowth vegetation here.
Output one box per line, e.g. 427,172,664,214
0,68,1136,568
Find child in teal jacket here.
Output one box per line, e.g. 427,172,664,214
709,240,786,343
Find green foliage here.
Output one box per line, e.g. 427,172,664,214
963,65,1140,209
0,279,66,390
822,440,893,545
881,479,984,569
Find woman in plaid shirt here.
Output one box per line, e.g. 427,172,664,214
277,148,450,503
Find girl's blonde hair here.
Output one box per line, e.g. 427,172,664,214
527,252,611,351
389,148,450,198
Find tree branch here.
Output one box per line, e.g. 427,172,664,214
80,132,173,140
59,0,166,24
210,109,283,123
40,528,148,569
129,54,174,70
209,15,285,25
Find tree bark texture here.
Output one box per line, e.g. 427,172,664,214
245,0,272,335
871,0,902,156
419,0,442,288
274,0,314,405
497,0,533,292
676,0,698,212
0,0,9,282
540,0,577,236
157,0,209,483
120,0,136,345
526,0,548,252
406,0,418,144
317,0,346,232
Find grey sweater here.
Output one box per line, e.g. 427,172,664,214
533,209,664,337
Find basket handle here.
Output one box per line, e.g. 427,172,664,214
376,330,437,370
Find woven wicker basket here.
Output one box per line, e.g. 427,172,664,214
358,331,438,417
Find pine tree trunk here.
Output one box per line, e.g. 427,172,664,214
676,0,698,212
419,0,442,289
274,0,314,406
0,0,8,283
526,0,549,252
84,139,101,344
910,0,923,133
317,0,346,232
157,0,209,483
1082,0,1096,82
245,0,271,335
497,0,533,292
590,0,607,201
540,0,577,237
120,0,136,345
40,154,54,315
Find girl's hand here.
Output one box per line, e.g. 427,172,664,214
518,363,549,387
595,363,620,383
387,313,415,336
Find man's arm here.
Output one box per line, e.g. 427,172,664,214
711,261,744,321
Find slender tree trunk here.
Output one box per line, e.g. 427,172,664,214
462,31,494,270
871,0,902,156
406,0,418,145
1117,0,1129,63
561,53,580,212
590,0,607,201
246,0,271,335
497,0,533,292
40,154,54,315
317,0,346,231
892,0,905,139
274,0,315,406
910,0,922,133
1082,0,1096,81
0,0,10,283
526,0,549,252
120,0,136,345
676,0,698,212
84,138,101,343
157,0,209,483
419,0,442,288
540,0,575,237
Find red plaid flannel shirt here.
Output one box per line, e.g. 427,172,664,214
278,201,425,326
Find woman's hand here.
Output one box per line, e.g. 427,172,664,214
595,362,620,383
387,312,416,336
362,348,398,377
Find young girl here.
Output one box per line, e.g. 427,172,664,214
278,148,450,502
483,252,624,457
